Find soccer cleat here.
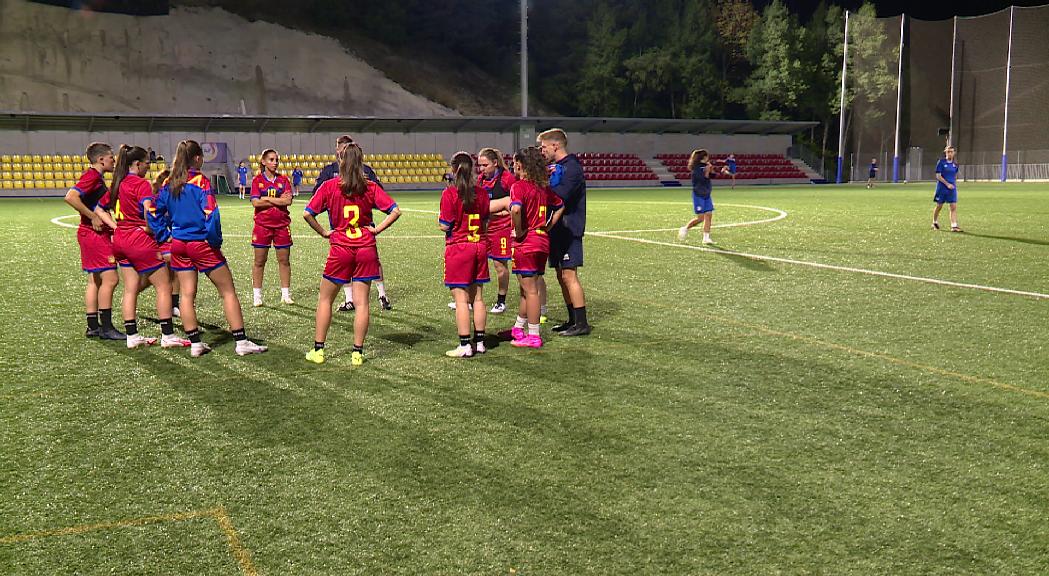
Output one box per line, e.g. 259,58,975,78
951,226,963,233
474,341,487,354
85,327,100,338
99,327,126,340
511,334,543,348
281,296,295,305
190,342,212,357
540,315,548,325
497,327,525,341
379,295,392,311
447,301,457,310
490,302,506,314
126,333,158,349
560,323,592,337
702,235,713,245
161,334,191,348
172,306,181,318
445,344,474,358
337,300,355,312
678,226,688,241
235,339,268,356
551,321,574,332
253,296,264,307
351,351,365,366
932,222,940,230
305,348,326,364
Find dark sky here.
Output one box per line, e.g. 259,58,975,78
761,0,1047,20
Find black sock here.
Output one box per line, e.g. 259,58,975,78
172,294,180,308
574,306,588,327
86,312,99,331
565,304,576,325
187,328,201,343
159,318,174,336
474,330,486,344
99,308,114,330
459,334,471,347
124,319,138,336
352,344,364,354
497,293,506,305
232,328,246,342
314,341,325,351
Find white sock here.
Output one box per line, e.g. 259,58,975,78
376,281,386,298
253,288,262,300
343,286,353,302
528,323,540,336
514,316,527,329
281,287,291,299
951,220,958,227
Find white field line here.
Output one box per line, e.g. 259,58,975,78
589,232,1049,300
595,203,787,234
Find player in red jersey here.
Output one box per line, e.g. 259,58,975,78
100,145,190,349
150,170,182,318
478,147,515,314
504,147,564,349
439,152,491,358
63,142,125,340
250,149,295,307
150,140,267,358
303,143,401,365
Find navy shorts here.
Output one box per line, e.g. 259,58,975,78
549,233,584,269
692,193,714,214
934,187,957,204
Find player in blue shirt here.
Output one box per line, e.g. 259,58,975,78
725,154,737,189
932,146,961,232
292,166,304,197
679,149,728,245
866,158,878,189
236,161,249,199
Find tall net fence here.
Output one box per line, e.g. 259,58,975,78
843,4,1049,182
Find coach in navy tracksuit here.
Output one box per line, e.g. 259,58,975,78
312,135,381,193
538,128,591,337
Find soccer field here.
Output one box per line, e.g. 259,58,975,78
2,183,1047,574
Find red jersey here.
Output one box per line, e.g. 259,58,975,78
305,179,397,248
251,172,293,228
102,174,153,229
439,185,490,246
73,168,109,227
478,168,515,233
509,180,563,254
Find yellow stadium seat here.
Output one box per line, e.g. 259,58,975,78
0,155,9,163
42,155,53,162
11,155,22,162
13,181,24,189
1,181,12,189
60,154,71,162
29,155,41,162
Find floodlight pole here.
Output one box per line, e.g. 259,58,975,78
836,10,850,184
521,0,528,118
1001,6,1014,182
948,17,957,147
893,15,905,183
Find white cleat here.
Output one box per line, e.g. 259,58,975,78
253,297,264,307
490,302,506,314
172,306,181,318
702,235,714,245
447,301,457,309
235,339,268,356
474,341,487,354
161,334,191,348
678,226,688,241
190,342,212,357
445,344,474,358
281,296,295,305
127,333,158,349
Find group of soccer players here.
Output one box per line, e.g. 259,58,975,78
64,128,593,362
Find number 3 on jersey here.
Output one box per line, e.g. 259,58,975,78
343,204,363,239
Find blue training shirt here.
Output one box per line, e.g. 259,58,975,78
548,153,586,237
692,163,713,197
237,165,248,186
935,159,958,193
313,161,381,194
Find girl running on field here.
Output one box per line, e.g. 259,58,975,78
439,152,491,358
249,149,295,306
303,143,401,365
102,145,189,349
678,149,725,245
149,140,267,358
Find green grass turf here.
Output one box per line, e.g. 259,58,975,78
1,183,1047,574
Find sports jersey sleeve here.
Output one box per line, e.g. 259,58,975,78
372,184,397,214
98,189,112,211
74,169,102,196
250,175,263,199
550,160,584,204
313,163,336,194
148,188,172,244
304,184,328,216
134,179,154,214
438,187,456,227
477,187,491,221
201,190,222,248
363,164,383,187
509,182,524,208
935,159,946,175
547,188,564,210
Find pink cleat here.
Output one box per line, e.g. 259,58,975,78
511,334,543,348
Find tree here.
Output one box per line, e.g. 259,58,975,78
840,3,899,172
575,2,629,116
735,0,808,120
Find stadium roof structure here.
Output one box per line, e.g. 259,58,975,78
0,112,816,135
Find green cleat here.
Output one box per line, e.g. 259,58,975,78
305,348,326,364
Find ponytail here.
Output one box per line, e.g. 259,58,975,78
451,151,475,211
337,144,368,198
109,144,148,210
169,140,203,199
152,170,170,194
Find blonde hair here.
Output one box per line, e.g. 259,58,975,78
537,128,568,149
478,147,508,171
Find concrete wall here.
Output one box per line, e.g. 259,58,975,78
0,129,790,161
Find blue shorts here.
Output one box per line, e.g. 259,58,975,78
692,193,714,214
549,233,584,269
869,171,877,179
934,187,957,204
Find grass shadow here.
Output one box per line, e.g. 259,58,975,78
963,232,1049,247
715,250,776,272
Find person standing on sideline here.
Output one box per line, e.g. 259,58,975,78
933,146,962,232
236,161,249,200
725,153,737,189
537,128,591,337
292,165,304,197
314,135,391,311
867,158,878,189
